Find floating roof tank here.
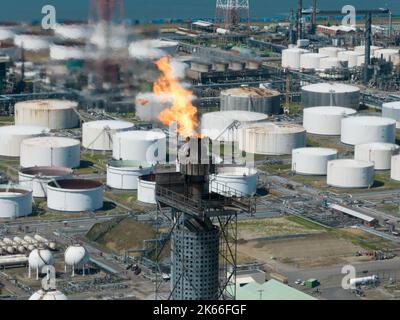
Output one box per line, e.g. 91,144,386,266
303,106,357,136
46,179,103,212
0,125,49,157
220,87,281,115
82,120,134,151
355,143,400,170
341,116,396,145
107,160,154,190
0,185,33,219
292,148,338,175
19,166,73,198
301,83,360,110
15,99,80,130
20,137,81,169
327,159,374,189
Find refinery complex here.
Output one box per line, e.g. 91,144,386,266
1,0,400,302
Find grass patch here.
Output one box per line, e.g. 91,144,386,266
286,215,328,231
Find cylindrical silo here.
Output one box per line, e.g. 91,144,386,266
238,122,306,155
220,87,281,115
15,99,80,130
0,185,33,218
292,148,338,175
19,166,73,198
0,125,49,157
355,143,400,171
338,51,364,68
327,160,375,188
210,167,257,196
138,174,156,204
303,106,357,136
281,48,309,70
382,101,400,122
201,111,268,142
302,83,360,109
20,137,81,169
82,120,134,151
391,155,400,181
300,53,328,70
341,116,396,145
47,179,103,212
113,130,167,163
107,160,154,190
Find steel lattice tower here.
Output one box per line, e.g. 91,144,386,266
215,0,250,31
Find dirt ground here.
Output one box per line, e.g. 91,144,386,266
237,232,363,268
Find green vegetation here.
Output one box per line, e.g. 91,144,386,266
86,217,157,254
286,215,327,231
237,216,323,240
286,102,303,115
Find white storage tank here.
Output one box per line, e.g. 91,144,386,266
281,48,309,70
374,48,400,65
82,120,134,151
341,116,396,145
220,87,281,115
354,45,382,55
338,51,364,68
391,155,400,181
15,99,80,130
300,53,328,70
28,248,54,279
19,166,73,198
0,27,15,41
47,179,103,212
14,33,52,51
107,160,154,190
382,101,400,123
64,244,90,276
355,143,400,171
137,174,156,204
292,148,338,175
0,125,49,157
54,23,92,40
0,185,33,218
303,106,357,135
327,159,375,188
201,111,268,142
20,137,81,169
210,167,257,196
238,122,306,155
129,39,178,60
113,130,167,163
318,47,345,58
301,83,360,109
29,289,68,300
49,42,89,61
319,57,342,70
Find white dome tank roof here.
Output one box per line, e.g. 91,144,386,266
355,143,400,170
15,99,78,111
292,147,338,175
302,83,360,93
84,120,133,130
293,147,337,156
0,125,49,135
114,130,166,141
29,289,68,300
329,159,374,168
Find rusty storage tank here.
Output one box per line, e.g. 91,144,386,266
15,99,80,130
220,87,281,115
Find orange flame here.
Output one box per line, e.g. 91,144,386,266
153,56,199,137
